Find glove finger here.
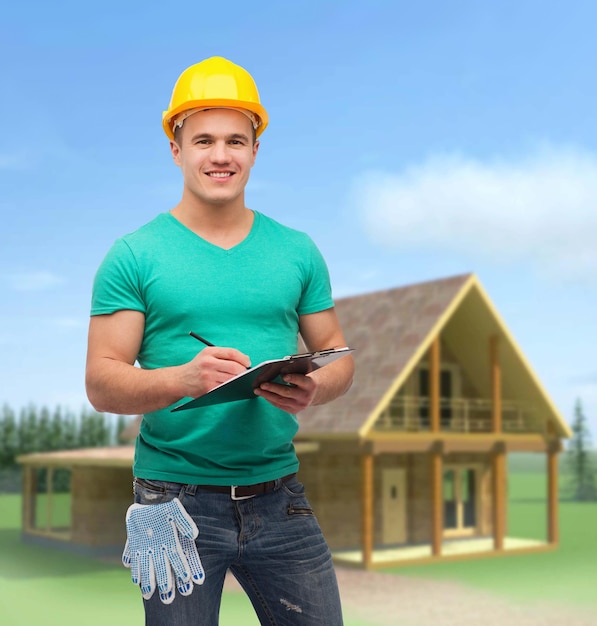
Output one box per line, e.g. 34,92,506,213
122,539,132,569
177,574,194,597
167,544,191,584
171,498,199,540
160,585,176,605
155,545,175,605
159,568,175,604
180,536,206,585
130,551,142,586
171,543,195,597
140,549,156,600
126,555,141,585
131,555,141,597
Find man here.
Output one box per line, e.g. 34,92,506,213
86,56,354,625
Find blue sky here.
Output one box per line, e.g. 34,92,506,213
1,0,596,435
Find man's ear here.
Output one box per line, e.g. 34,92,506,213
170,140,181,166
252,139,260,164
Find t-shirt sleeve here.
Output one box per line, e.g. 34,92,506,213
90,238,146,316
296,236,334,315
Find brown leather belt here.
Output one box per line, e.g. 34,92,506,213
197,473,296,500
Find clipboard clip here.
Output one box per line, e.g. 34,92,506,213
288,348,344,359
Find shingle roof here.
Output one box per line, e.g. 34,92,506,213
298,273,473,436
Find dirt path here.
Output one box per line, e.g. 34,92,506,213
225,567,597,625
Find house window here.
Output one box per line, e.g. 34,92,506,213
443,469,457,529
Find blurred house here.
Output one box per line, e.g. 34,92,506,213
18,273,571,567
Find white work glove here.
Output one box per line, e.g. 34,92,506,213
122,497,205,604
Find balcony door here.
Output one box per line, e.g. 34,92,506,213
443,465,479,537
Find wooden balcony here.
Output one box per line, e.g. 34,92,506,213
373,396,542,434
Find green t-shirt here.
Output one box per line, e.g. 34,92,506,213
91,211,333,485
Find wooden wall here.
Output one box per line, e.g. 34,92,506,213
299,446,496,550
70,467,132,547
298,444,361,549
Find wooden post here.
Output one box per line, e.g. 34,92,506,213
46,466,54,531
22,465,37,532
361,454,374,568
430,444,443,556
492,444,506,550
547,444,559,544
490,335,502,433
430,336,441,432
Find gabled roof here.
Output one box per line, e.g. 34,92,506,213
299,273,572,439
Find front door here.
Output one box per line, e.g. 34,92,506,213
443,466,478,537
382,468,407,544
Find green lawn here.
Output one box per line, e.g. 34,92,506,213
0,494,372,626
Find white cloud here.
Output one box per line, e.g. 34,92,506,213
5,271,65,292
355,146,597,281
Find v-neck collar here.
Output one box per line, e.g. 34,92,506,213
165,210,260,255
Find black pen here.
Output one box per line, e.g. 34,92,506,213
189,331,215,347
189,331,252,370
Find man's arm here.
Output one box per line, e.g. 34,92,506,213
299,307,354,406
85,310,250,414
254,307,354,412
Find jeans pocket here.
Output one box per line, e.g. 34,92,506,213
281,478,316,516
280,476,306,497
134,477,181,505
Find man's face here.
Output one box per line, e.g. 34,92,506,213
170,108,259,209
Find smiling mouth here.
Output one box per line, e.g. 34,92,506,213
207,172,233,178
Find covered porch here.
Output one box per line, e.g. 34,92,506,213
356,433,561,570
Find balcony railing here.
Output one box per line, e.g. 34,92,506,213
373,396,542,434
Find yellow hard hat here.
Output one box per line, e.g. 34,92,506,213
162,56,269,140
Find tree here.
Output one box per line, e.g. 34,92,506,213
18,405,38,455
50,406,65,451
566,398,597,502
0,404,18,468
37,405,52,452
115,414,131,445
61,409,78,450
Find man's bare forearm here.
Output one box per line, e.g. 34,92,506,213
86,358,185,415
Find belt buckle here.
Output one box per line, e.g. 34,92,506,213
231,485,256,501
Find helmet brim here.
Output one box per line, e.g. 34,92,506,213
163,99,268,140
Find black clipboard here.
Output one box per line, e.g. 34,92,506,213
171,347,354,411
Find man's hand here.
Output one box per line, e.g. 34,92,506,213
178,347,251,399
254,373,317,413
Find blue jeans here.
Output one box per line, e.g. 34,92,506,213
134,475,344,626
